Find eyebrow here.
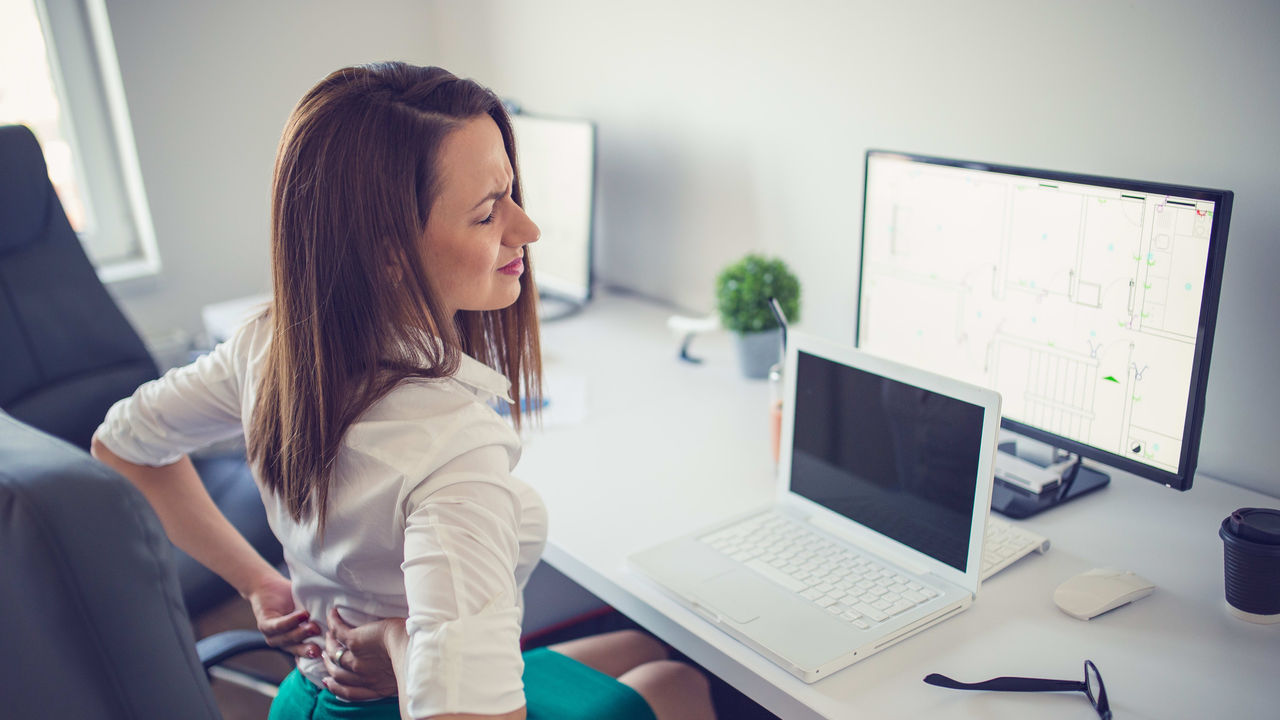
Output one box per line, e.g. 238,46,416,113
470,187,506,212
469,177,513,212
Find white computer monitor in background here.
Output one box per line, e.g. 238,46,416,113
509,112,596,314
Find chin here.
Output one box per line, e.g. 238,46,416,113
500,283,523,308
471,289,522,313
500,290,522,310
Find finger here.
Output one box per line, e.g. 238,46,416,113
320,649,369,687
324,629,344,659
264,620,321,647
283,642,323,660
328,607,354,629
327,607,356,644
258,608,311,635
322,676,384,701
322,629,367,676
321,633,354,676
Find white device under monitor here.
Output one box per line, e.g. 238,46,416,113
508,111,596,316
856,150,1233,517
629,331,1001,683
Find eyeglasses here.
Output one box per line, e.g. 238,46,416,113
924,659,1111,719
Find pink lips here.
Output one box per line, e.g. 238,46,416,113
498,257,523,276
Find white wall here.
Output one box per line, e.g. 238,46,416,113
101,0,438,339
103,0,1280,497
422,0,1280,497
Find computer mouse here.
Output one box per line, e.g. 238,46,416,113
1053,568,1155,620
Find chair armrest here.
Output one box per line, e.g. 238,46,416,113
195,629,291,670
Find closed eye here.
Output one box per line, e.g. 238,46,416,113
474,180,512,225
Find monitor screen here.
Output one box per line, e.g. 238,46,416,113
791,349,986,571
510,113,596,304
856,151,1232,490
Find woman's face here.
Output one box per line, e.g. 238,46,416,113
422,115,539,317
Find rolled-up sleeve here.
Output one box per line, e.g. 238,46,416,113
401,445,528,717
94,330,247,466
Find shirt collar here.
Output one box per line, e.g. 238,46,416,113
454,351,514,404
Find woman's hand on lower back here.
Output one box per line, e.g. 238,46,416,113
320,607,403,700
245,572,322,660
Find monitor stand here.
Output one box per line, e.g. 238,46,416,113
537,294,585,323
991,444,1110,519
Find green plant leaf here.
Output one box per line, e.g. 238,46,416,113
715,254,801,333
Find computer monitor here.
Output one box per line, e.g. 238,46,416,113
509,111,597,317
856,150,1232,516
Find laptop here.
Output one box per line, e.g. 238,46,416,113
629,332,1001,683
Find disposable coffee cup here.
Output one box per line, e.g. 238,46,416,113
1219,507,1280,624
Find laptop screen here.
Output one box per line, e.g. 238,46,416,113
790,350,985,572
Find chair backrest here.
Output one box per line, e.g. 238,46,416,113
0,124,159,450
0,411,222,719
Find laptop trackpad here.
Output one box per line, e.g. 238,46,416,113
690,569,767,624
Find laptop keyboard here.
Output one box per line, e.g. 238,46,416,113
699,512,939,629
700,512,1052,628
981,516,1051,580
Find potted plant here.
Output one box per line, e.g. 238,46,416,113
715,254,800,378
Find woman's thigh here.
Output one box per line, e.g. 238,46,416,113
618,660,717,720
547,629,668,678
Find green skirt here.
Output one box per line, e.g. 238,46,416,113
268,647,657,720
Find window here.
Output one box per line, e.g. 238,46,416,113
0,0,158,281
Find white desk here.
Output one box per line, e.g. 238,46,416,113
519,291,1278,720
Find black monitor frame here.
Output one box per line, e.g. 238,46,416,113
855,149,1233,492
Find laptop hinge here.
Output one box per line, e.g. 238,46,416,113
805,512,933,577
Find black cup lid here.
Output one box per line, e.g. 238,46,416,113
1227,508,1280,545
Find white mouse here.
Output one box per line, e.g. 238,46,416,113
1053,568,1155,620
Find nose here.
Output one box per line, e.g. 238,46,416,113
505,202,540,247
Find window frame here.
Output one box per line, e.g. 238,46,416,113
35,0,159,282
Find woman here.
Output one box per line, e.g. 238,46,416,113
92,62,716,720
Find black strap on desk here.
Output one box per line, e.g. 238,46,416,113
924,673,1084,693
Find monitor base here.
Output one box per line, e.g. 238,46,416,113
538,295,585,323
991,461,1110,519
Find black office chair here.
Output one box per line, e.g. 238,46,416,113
0,123,282,617
0,411,286,719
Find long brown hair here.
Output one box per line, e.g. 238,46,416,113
248,62,541,532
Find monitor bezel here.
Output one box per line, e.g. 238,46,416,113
855,149,1233,491
509,110,598,306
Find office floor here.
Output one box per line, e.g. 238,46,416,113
194,596,291,719
195,597,778,719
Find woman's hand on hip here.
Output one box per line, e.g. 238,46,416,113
245,572,322,660
320,607,403,700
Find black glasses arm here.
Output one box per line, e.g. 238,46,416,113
924,673,1084,693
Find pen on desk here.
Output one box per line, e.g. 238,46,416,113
768,296,788,351
767,297,788,465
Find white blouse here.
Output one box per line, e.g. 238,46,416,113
95,313,546,718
